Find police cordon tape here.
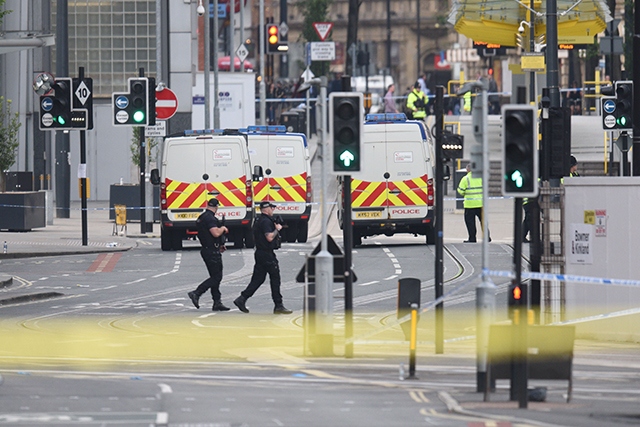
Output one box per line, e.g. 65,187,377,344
485,268,640,287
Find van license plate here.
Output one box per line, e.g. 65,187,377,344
174,213,199,219
355,211,382,219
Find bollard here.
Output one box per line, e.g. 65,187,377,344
406,303,419,380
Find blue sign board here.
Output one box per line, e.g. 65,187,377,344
115,95,129,109
603,99,616,114
209,3,226,19
41,97,53,112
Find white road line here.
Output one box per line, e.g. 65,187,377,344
158,383,173,393
358,281,380,287
125,278,146,284
383,275,398,281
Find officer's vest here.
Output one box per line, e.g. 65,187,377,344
457,172,483,208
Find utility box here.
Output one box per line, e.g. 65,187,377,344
5,172,34,192
0,191,46,231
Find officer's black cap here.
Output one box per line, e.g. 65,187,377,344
207,198,220,207
259,201,276,209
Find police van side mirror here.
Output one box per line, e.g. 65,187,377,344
443,164,451,181
150,168,160,185
253,165,264,182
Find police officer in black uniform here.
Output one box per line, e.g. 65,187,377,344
234,201,293,314
187,198,230,311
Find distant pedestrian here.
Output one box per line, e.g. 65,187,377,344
383,84,398,113
188,198,231,311
569,155,580,177
457,164,490,243
234,201,293,314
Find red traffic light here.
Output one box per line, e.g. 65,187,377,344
513,285,522,300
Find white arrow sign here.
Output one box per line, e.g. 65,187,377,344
313,22,333,42
339,150,355,167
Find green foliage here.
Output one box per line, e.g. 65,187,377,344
0,96,22,171
130,127,158,168
297,0,333,76
0,0,11,25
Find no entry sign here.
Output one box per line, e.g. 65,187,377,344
155,87,178,120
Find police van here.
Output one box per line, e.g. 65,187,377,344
339,113,436,246
245,125,312,243
151,129,255,251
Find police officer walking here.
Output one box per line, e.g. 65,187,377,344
457,164,490,243
187,198,231,311
234,201,293,314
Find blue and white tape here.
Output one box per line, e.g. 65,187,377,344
485,268,640,288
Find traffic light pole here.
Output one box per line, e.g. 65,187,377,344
434,87,444,355
139,68,148,234
79,67,88,246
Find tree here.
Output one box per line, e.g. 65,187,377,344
0,96,22,191
297,0,332,77
129,127,158,183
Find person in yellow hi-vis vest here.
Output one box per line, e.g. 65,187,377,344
463,91,472,113
457,164,490,243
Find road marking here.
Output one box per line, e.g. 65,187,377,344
383,275,398,281
158,383,172,393
87,253,122,273
358,280,379,287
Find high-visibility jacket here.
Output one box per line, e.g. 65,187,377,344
457,171,483,208
406,89,427,119
463,92,472,112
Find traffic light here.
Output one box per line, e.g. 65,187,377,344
508,282,523,306
442,132,464,160
501,105,538,197
614,80,633,130
112,77,149,126
329,92,363,173
129,78,149,124
265,23,288,54
266,24,279,53
39,77,72,130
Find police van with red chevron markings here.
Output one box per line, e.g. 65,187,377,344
151,126,312,250
151,129,256,251
339,113,436,246
245,125,312,243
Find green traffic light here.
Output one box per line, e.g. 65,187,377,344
133,110,145,123
510,170,524,188
339,150,356,167
56,116,66,125
617,116,628,126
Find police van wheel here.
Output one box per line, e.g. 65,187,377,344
244,228,255,248
297,221,308,243
161,228,172,251
171,230,184,250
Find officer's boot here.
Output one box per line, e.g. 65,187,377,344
233,295,249,313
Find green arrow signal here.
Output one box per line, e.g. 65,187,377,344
339,150,355,167
510,170,524,188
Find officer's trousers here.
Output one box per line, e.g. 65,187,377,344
194,248,223,302
241,249,282,305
